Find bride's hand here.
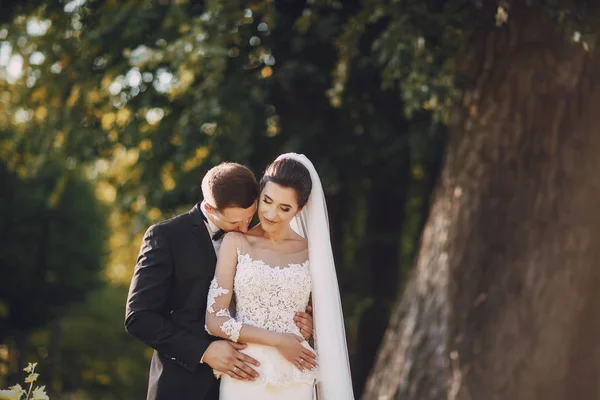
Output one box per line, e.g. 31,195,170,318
274,333,318,371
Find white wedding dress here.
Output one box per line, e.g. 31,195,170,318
208,235,318,400
207,153,354,400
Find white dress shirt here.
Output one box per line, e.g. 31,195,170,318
200,201,223,256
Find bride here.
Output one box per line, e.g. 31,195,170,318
205,153,354,399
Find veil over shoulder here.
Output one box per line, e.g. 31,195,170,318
276,153,354,400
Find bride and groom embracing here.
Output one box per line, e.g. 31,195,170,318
125,153,354,400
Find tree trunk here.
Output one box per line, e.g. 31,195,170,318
363,7,600,400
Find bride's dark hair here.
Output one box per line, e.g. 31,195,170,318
260,158,312,208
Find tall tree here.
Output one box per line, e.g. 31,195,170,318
362,2,600,399
0,160,108,376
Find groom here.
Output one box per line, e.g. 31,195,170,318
125,162,314,400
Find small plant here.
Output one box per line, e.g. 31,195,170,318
0,363,49,400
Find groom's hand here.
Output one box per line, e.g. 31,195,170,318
294,305,313,340
202,341,260,381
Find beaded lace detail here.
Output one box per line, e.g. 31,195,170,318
205,233,318,385
207,278,229,314
206,277,241,342
234,250,311,338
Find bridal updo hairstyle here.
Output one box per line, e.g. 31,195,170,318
260,158,312,208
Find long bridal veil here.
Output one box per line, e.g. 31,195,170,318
276,153,354,400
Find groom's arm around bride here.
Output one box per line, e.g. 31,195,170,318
125,206,259,400
126,223,210,371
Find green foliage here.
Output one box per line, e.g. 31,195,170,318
39,285,147,399
330,0,476,122
0,160,108,338
0,0,450,397
0,1,281,226
332,0,600,124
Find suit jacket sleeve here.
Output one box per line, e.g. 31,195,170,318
125,223,211,372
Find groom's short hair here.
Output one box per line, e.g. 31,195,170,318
201,162,259,210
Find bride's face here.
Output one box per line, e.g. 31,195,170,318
258,181,301,232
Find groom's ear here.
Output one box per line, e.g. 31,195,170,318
204,202,216,214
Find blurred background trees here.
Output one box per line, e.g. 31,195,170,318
0,160,107,378
1,1,444,397
2,0,598,399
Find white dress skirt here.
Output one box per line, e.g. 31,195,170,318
220,342,316,399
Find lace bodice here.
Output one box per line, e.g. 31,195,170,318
205,232,318,386
234,249,311,336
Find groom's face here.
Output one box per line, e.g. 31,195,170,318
209,201,257,233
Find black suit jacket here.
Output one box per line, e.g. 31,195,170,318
125,205,219,400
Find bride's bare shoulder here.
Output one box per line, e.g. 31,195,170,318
289,232,308,252
221,231,247,245
242,225,263,245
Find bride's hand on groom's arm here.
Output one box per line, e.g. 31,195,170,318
202,341,260,381
294,305,313,340
274,333,318,372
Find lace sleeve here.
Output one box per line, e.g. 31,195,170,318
205,233,243,342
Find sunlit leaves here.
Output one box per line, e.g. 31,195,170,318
160,162,176,191
182,146,209,172
0,0,284,222
145,108,164,125
330,0,466,122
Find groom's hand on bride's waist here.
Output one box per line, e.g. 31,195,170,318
294,305,313,341
202,341,260,381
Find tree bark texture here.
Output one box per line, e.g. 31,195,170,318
363,7,600,400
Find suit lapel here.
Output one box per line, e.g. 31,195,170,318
189,205,217,273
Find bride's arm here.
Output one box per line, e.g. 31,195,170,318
205,233,317,370
205,232,277,345
204,233,244,342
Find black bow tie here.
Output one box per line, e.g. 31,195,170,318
198,206,225,241
211,229,225,241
